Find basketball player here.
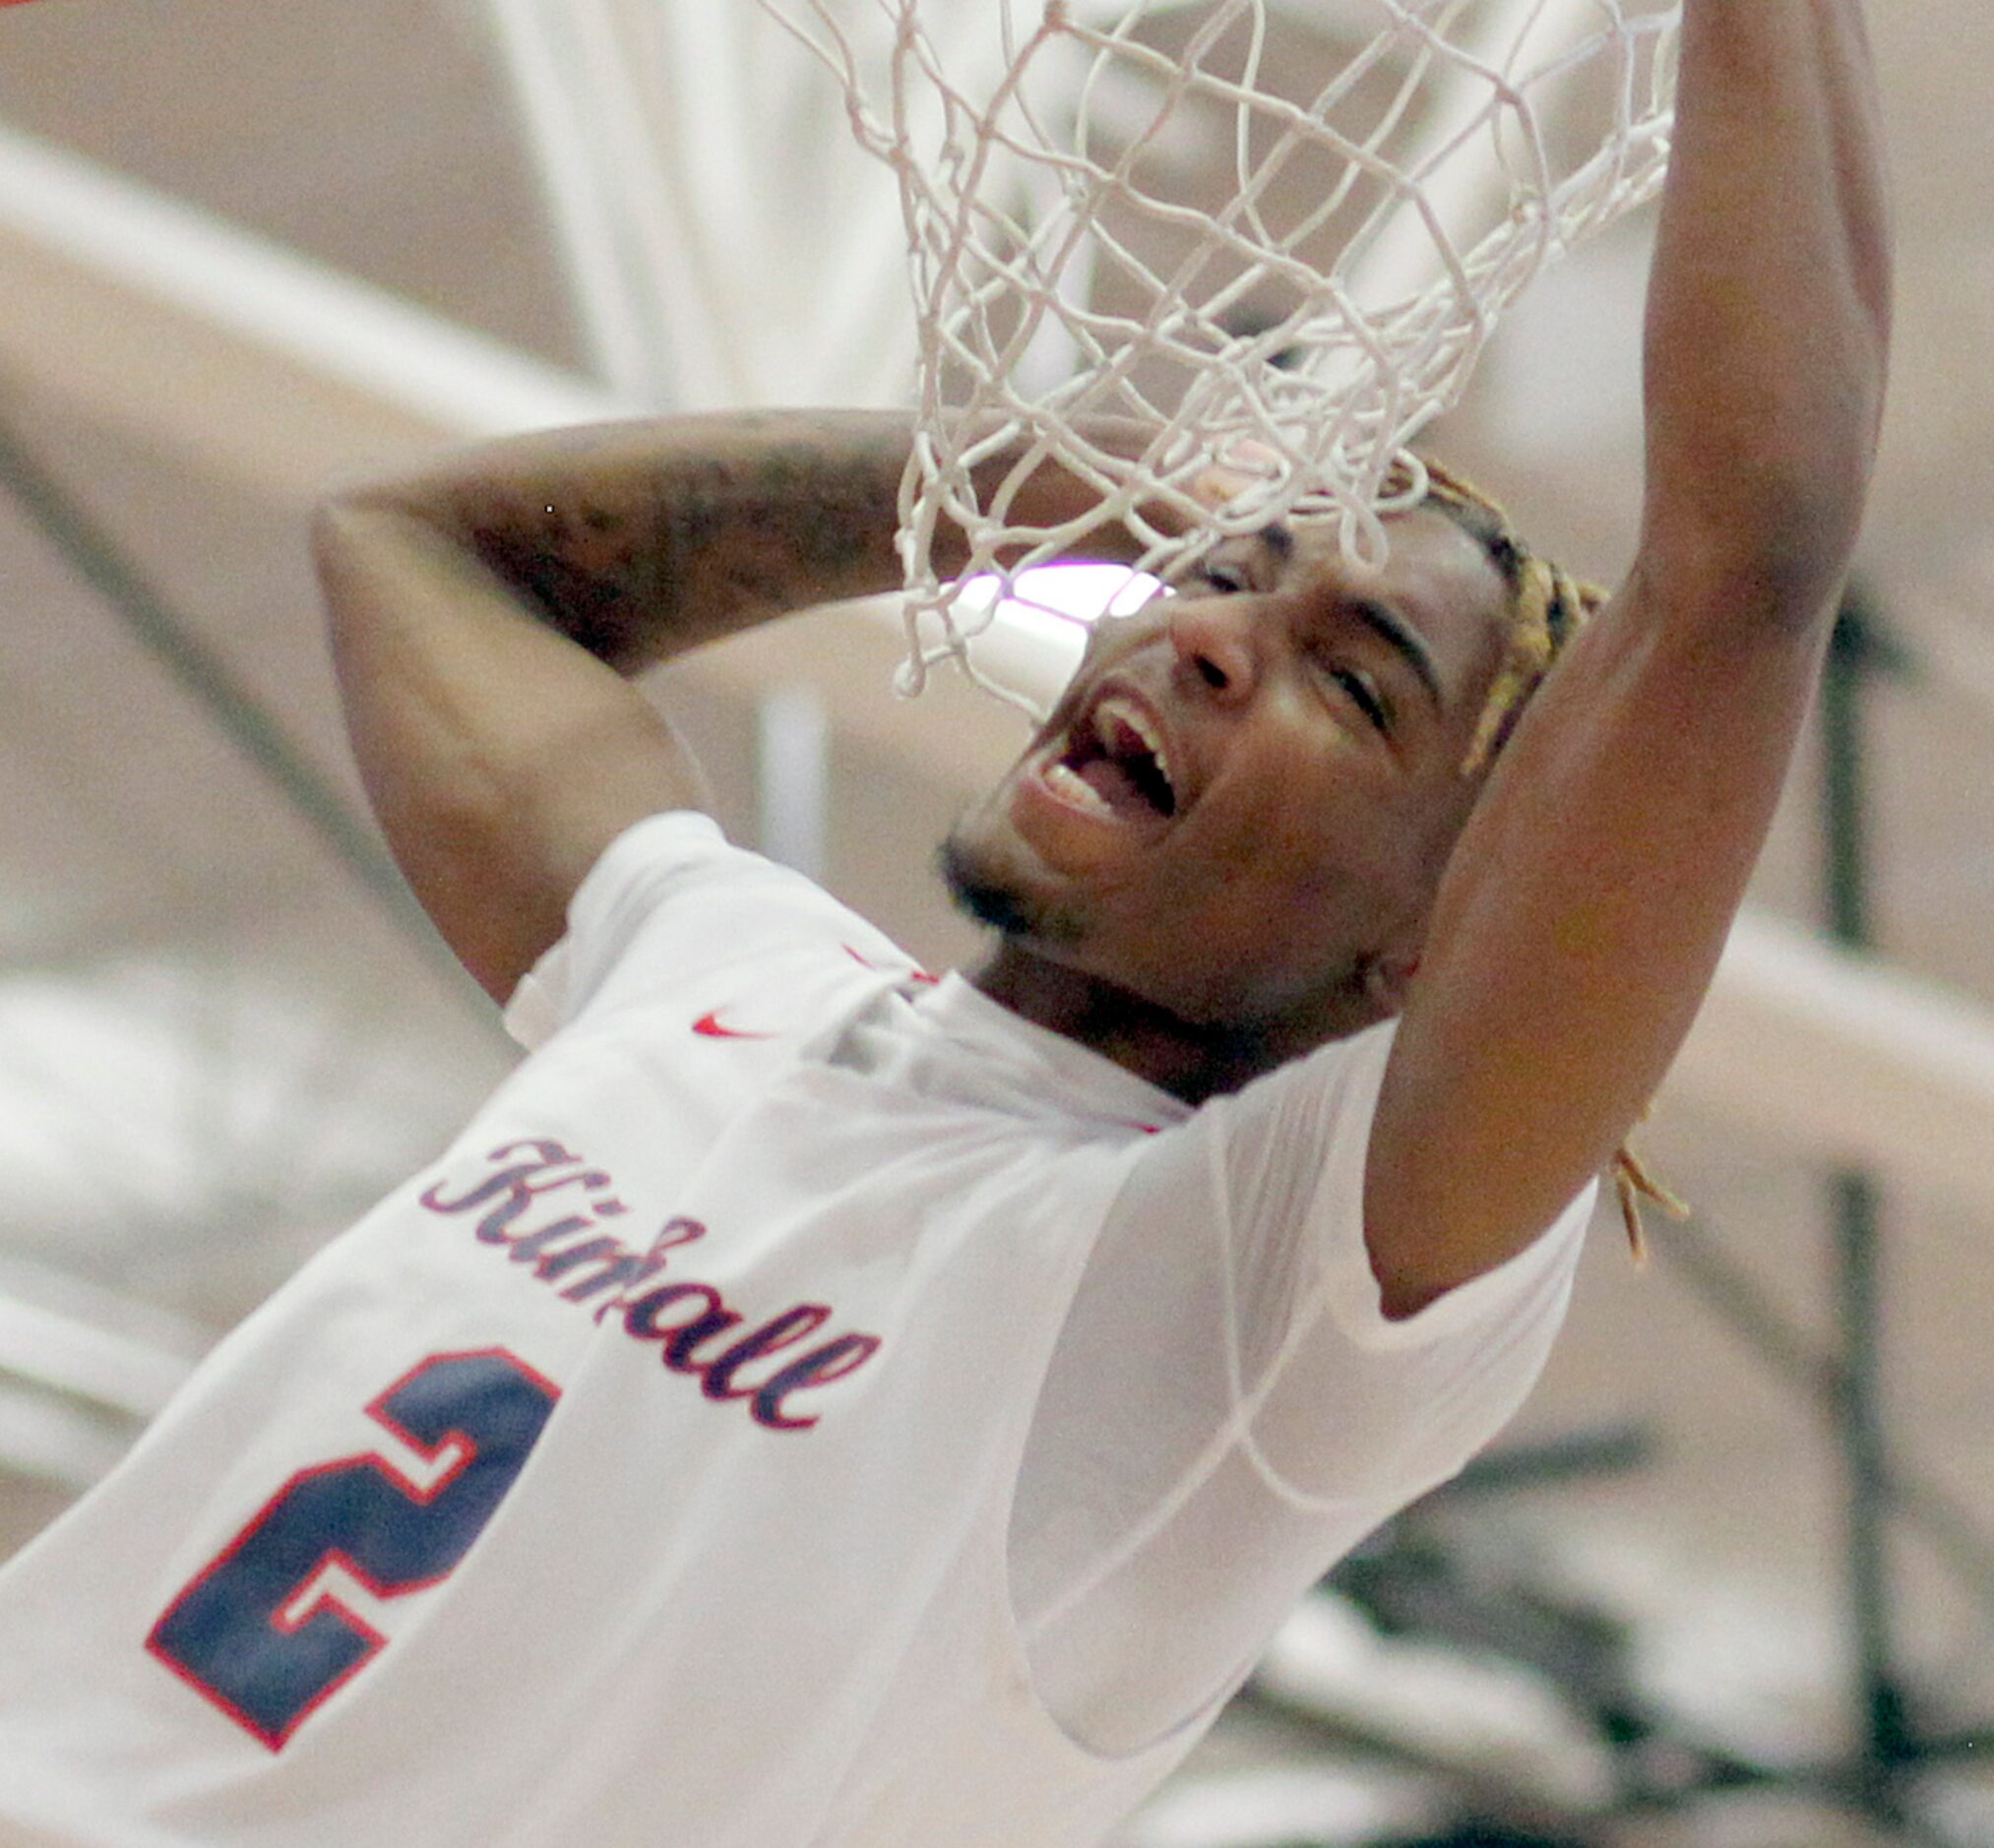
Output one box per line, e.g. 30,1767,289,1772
0,0,1887,1842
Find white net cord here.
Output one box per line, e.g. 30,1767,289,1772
752,0,1679,708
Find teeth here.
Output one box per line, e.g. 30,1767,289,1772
1044,760,1110,811
1092,697,1174,792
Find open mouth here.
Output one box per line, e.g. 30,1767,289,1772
1041,695,1178,822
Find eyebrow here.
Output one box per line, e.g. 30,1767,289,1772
1349,597,1445,713
1257,523,1446,714
1256,521,1297,563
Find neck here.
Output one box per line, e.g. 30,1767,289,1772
967,941,1350,1106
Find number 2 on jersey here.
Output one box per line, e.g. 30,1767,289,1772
148,1349,558,1749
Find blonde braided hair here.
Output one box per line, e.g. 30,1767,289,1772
1409,456,1688,1260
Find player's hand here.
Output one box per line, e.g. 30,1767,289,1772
1187,438,1281,514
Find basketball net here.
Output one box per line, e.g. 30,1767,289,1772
754,0,1678,709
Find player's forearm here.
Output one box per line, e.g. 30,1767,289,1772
1636,0,1891,619
317,409,1135,676
317,411,918,674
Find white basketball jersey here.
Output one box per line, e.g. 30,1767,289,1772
0,813,1588,1847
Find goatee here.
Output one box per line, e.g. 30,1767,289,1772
936,830,1083,944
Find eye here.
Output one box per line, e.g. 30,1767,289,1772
1197,561,1251,595
1328,663,1392,735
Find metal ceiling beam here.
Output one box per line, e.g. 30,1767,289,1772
0,1383,134,1494
0,1295,190,1422
0,124,1990,1230
0,119,623,503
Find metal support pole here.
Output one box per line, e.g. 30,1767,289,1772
757,684,831,881
1819,589,1913,1817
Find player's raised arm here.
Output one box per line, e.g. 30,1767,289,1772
1363,0,1892,1314
312,411,918,1000
315,411,1123,1003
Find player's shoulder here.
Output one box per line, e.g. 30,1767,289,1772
507,808,921,1050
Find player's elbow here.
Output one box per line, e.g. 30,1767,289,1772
310,498,388,641
311,468,409,555
1642,430,1884,642
1647,326,1890,638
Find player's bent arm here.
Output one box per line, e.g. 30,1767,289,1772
315,411,1151,1001
1361,0,1891,1316
316,504,703,1001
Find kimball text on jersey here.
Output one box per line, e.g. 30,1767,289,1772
420,1140,884,1431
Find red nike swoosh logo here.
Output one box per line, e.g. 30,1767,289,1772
692,1010,776,1040
843,945,940,986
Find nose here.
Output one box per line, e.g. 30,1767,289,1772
1167,594,1260,702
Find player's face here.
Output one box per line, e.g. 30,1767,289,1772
942,505,1514,1044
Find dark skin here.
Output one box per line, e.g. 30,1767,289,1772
314,0,1890,1319
943,510,1512,1104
